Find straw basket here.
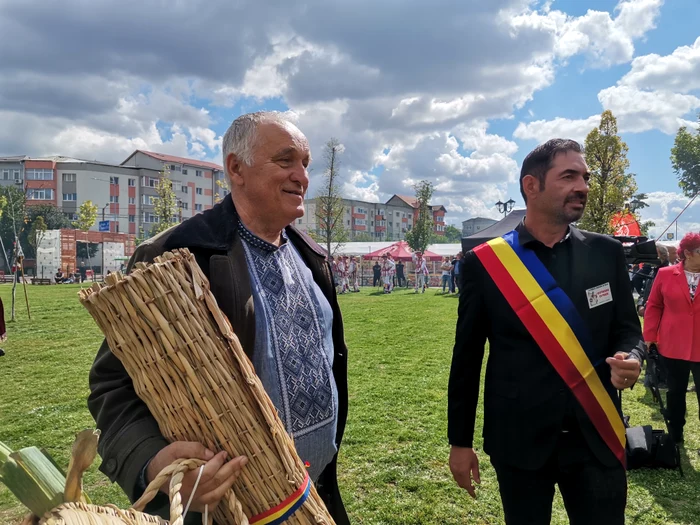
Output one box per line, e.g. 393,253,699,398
39,459,206,525
78,249,334,525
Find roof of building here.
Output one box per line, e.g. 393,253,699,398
462,216,498,224
124,150,223,171
0,154,138,168
390,194,446,212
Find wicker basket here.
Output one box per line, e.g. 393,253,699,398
78,249,334,525
39,458,210,525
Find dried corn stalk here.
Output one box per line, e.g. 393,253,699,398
79,249,334,525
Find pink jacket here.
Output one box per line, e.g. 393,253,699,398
643,263,700,362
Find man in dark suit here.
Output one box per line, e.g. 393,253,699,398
448,139,645,525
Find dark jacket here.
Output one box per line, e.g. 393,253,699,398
448,225,645,469
88,195,350,524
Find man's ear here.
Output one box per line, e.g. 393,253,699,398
226,152,244,188
521,174,540,201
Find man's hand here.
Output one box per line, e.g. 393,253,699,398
606,352,642,390
146,441,248,513
449,446,480,499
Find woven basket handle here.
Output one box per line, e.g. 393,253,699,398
130,458,250,525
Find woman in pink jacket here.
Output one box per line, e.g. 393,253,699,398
644,232,700,444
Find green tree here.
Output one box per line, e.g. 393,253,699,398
150,166,178,236
405,180,435,252
74,200,98,280
671,114,700,198
578,110,638,234
625,193,654,237
444,225,462,243
0,187,26,265
27,204,71,230
28,216,47,253
353,232,374,242
313,138,349,255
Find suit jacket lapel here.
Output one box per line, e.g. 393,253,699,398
673,265,692,306
208,233,256,359
569,227,590,315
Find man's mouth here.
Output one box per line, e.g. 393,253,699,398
283,189,304,197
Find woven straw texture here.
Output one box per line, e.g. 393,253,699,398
78,249,334,525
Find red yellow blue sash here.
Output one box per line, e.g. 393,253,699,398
249,472,311,525
474,230,626,465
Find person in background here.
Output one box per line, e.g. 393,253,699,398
451,252,462,294
643,232,700,445
381,254,395,294
54,268,64,284
79,261,87,283
337,256,348,294
348,256,359,292
441,257,452,293
396,260,406,288
373,260,382,287
413,251,428,293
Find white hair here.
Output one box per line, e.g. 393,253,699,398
657,245,669,258
221,111,291,168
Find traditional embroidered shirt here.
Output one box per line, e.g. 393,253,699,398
239,221,338,481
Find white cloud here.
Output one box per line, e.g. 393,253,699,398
640,191,700,239
620,36,700,93
514,115,600,143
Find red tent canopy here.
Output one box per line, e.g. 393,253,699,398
365,241,440,261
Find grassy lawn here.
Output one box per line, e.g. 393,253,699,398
0,283,698,524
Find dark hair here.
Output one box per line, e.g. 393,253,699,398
519,139,583,203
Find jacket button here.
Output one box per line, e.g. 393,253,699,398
105,458,117,474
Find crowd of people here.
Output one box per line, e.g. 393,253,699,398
330,252,464,295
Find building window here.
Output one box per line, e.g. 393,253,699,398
62,193,77,201
298,219,302,224
26,168,54,180
195,204,203,211
196,188,203,195
180,202,188,210
128,197,135,205
109,176,119,185
64,212,78,221
173,181,182,192
13,170,20,180
196,170,203,177
347,220,350,226
142,195,155,205
142,177,148,187
129,215,135,223
396,212,400,217
182,186,188,194
109,195,119,203
389,221,393,226
62,173,76,182
27,188,53,200
149,178,157,187
2,170,9,180
143,212,159,223
182,169,188,175
128,178,135,187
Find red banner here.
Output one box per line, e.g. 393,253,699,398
610,211,641,236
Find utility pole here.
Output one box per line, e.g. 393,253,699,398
101,203,109,280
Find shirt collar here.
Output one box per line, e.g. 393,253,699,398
237,218,288,252
515,219,571,247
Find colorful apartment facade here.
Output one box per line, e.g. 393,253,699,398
0,151,228,235
299,194,447,241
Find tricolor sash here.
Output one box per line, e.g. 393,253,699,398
249,472,311,525
474,230,626,465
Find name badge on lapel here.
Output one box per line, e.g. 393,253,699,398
586,283,613,309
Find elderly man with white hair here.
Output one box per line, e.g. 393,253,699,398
88,112,351,525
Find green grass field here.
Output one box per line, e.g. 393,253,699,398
0,284,698,524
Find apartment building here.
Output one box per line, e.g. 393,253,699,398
0,151,228,235
299,194,447,241
462,217,497,237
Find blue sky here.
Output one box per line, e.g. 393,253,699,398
1,0,699,238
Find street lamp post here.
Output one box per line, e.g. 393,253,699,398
495,198,516,218
101,203,109,279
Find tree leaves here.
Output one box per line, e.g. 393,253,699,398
405,181,434,253
671,116,700,198
578,110,638,234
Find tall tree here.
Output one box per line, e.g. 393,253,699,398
26,204,71,230
150,166,178,236
74,200,98,280
28,216,47,254
578,110,638,234
671,114,700,198
313,138,349,256
405,180,435,252
0,187,26,268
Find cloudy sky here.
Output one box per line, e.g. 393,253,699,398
1,0,699,238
